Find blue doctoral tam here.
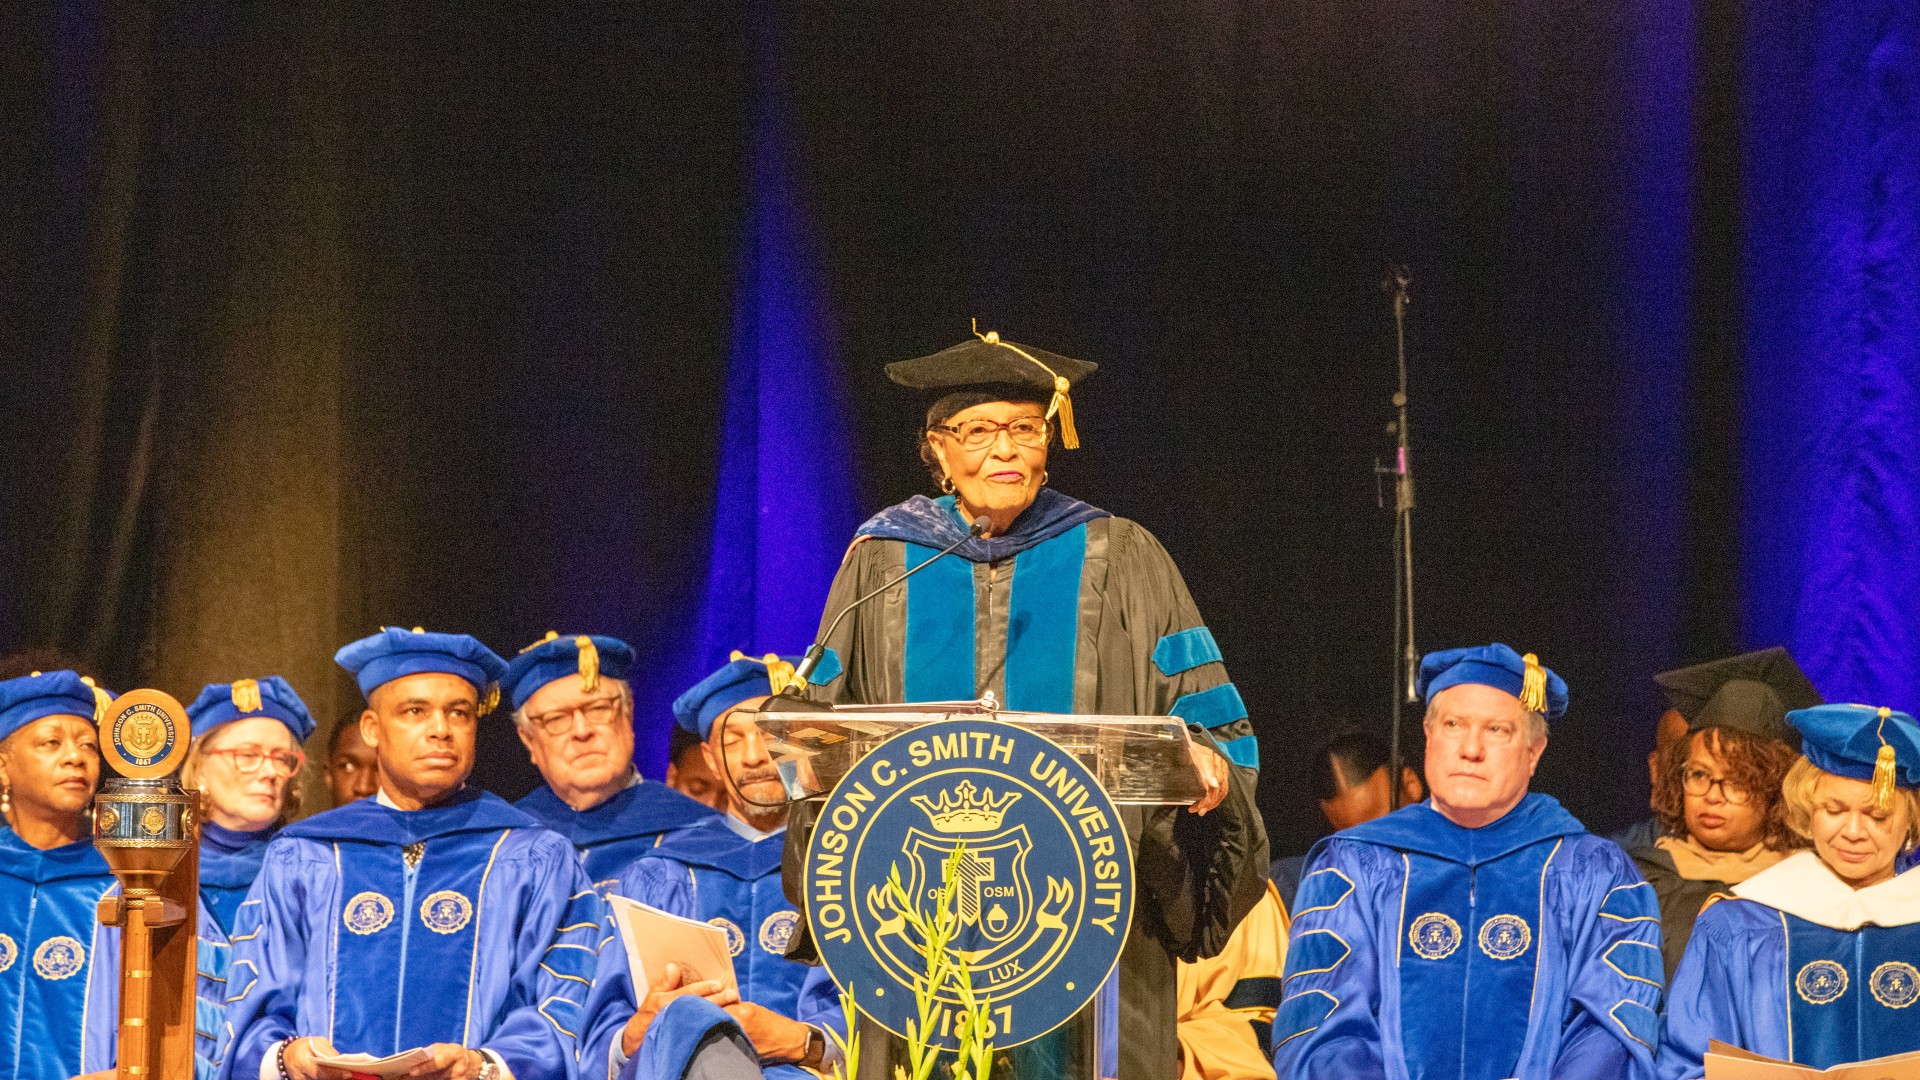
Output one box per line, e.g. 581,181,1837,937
501,632,636,711
186,676,316,742
0,670,109,742
674,656,792,739
334,626,507,701
1419,643,1568,721
1788,703,1920,786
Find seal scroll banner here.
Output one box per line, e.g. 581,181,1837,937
804,718,1134,1052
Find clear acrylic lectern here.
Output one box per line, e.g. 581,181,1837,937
758,698,1205,1080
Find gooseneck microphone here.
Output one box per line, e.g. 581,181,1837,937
789,514,991,690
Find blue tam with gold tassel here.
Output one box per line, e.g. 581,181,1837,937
501,632,636,711
334,626,507,706
1418,643,1569,721
672,653,799,740
1788,703,1920,812
0,670,113,742
186,676,316,742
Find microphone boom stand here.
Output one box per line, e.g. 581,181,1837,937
1380,268,1418,810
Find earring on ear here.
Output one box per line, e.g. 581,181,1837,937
1040,470,1049,486
941,475,955,494
1,784,10,817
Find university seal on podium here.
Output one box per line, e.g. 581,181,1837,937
805,718,1134,1052
101,689,189,779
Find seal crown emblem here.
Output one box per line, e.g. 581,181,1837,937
1796,959,1849,1005
343,891,395,935
710,917,746,957
1409,912,1462,960
33,936,86,980
1871,961,1920,1009
1478,914,1532,961
910,780,1021,833
420,890,474,935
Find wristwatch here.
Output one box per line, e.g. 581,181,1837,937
799,1025,828,1071
474,1051,502,1080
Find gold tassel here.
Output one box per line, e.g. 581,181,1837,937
1051,376,1079,449
1873,707,1898,813
575,635,600,691
80,675,111,726
1519,653,1547,715
973,322,1082,449
764,653,798,696
480,682,501,717
231,678,263,714
518,630,560,655
728,649,797,696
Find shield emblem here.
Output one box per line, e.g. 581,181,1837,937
903,825,1033,950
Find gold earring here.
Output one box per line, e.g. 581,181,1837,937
941,475,955,494
1040,470,1049,486
1,784,10,816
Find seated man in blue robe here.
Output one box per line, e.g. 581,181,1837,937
581,655,845,1080
1273,644,1665,1080
220,627,604,1080
506,633,717,891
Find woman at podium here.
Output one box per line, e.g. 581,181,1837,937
1658,703,1920,1077
804,330,1270,1080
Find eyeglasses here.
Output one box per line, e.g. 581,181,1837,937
204,746,305,777
526,695,625,737
930,417,1050,451
1682,767,1750,804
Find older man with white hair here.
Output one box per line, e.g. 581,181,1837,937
506,633,716,889
1272,644,1665,1080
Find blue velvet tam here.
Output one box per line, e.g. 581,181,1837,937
0,669,111,743
1788,703,1920,787
334,626,507,702
672,656,794,739
186,676,317,743
1418,643,1569,721
501,632,636,711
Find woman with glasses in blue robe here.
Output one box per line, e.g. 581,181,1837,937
1659,703,1920,1077
0,668,120,1080
800,331,1269,1080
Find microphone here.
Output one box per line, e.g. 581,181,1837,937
789,514,991,690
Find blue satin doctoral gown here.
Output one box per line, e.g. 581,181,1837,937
516,778,717,891
1273,794,1664,1080
217,788,603,1080
579,815,843,1080
0,825,119,1080
1658,853,1920,1077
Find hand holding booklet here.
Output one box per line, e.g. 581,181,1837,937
1706,1040,1920,1078
308,1046,434,1079
607,894,739,997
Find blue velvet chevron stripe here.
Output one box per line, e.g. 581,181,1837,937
1153,626,1222,676
1272,989,1338,1054
536,886,605,1044
1291,867,1354,918
1171,682,1256,767
1599,881,1659,924
1004,525,1085,713
904,542,977,701
1604,939,1664,1052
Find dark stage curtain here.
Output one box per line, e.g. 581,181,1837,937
6,2,1910,856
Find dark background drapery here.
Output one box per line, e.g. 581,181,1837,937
4,1,1914,857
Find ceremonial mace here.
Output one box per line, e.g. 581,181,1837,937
94,689,200,1079
1374,268,1418,810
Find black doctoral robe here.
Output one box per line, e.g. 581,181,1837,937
796,490,1269,1080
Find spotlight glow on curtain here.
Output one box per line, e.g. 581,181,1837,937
1741,1,1920,707
694,5,859,675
